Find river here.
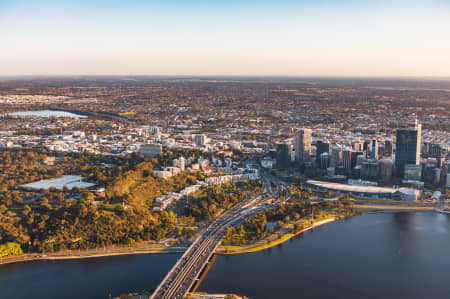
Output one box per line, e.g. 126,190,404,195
1,212,449,299
197,212,450,299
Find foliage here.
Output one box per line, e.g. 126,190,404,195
224,200,355,245
0,149,199,253
0,242,23,257
184,183,247,223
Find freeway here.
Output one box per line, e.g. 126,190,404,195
150,170,283,299
150,194,265,299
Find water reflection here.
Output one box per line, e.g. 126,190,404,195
199,212,450,299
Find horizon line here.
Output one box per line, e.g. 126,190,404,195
2,74,450,81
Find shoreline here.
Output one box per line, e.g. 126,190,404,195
0,247,186,266
216,217,337,255
1,207,441,266
216,205,439,255
354,204,436,212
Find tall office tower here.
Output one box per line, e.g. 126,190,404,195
319,152,329,169
422,142,431,157
430,144,442,160
276,142,291,169
330,146,341,167
378,159,394,185
295,128,312,165
446,161,450,188
384,140,393,156
361,160,379,181
194,134,207,147
179,157,186,171
432,168,441,186
316,141,330,165
363,140,370,157
378,145,385,156
342,150,352,170
395,119,422,178
351,151,363,169
370,140,378,159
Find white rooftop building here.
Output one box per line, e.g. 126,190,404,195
21,175,95,190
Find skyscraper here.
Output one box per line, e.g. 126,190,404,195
363,140,370,158
295,128,312,165
370,139,378,159
342,150,352,171
319,152,329,169
395,120,422,177
316,140,330,165
330,145,341,168
378,159,393,185
384,140,393,157
276,142,291,169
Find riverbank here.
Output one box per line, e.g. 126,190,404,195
216,203,439,255
1,205,440,266
186,292,245,299
216,217,337,255
0,244,186,266
354,204,436,212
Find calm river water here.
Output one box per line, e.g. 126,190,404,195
1,212,450,299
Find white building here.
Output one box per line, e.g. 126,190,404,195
194,134,208,147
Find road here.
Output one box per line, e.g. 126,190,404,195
151,170,281,299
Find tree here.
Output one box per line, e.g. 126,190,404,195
22,205,32,216
0,242,23,257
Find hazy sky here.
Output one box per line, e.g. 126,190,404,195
1,0,450,77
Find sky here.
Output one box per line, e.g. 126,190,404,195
1,0,450,77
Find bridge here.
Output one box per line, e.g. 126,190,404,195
151,173,279,299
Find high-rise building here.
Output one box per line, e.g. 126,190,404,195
342,149,362,174
363,140,370,157
378,159,393,185
319,152,329,169
342,150,352,171
330,146,341,168
370,140,378,159
384,140,393,157
422,142,431,157
295,129,312,165
446,162,450,187
430,144,442,161
276,142,291,169
351,151,363,169
194,134,207,147
432,168,441,186
316,140,330,165
361,159,378,181
395,120,422,177
179,157,186,171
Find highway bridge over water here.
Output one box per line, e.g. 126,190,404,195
150,173,283,299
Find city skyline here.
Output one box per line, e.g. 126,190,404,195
1,0,450,77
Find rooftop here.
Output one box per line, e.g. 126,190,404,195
21,175,95,190
307,180,397,194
